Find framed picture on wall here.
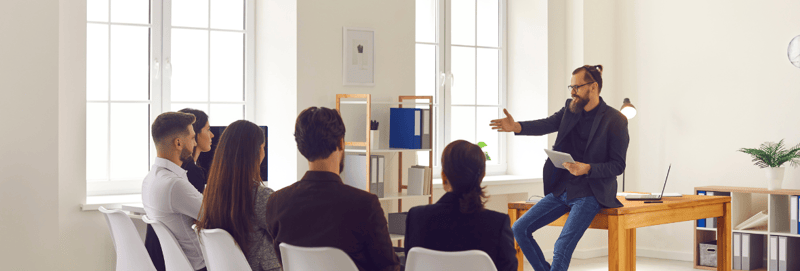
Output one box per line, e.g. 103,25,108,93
342,27,375,86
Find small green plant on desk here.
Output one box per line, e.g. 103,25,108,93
478,141,491,161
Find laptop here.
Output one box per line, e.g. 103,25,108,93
625,164,671,201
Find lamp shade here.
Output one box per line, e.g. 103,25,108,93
620,98,636,119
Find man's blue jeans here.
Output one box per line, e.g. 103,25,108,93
511,192,602,271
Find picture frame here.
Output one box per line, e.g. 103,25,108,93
342,27,375,86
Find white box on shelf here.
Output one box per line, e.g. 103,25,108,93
407,166,425,196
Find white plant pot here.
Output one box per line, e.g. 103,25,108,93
370,130,380,149
765,167,785,190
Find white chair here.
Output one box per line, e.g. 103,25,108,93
405,247,497,271
198,228,253,271
98,206,157,271
142,215,194,271
279,243,358,271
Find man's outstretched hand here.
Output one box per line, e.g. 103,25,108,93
563,162,591,176
490,109,522,133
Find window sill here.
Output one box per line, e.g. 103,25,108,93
433,175,541,188
81,194,142,211
81,177,541,211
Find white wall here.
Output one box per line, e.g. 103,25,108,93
564,0,800,261
57,0,119,270
619,0,800,260
295,0,416,181
256,0,298,190
0,0,60,270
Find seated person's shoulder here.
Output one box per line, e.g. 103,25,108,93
481,208,510,221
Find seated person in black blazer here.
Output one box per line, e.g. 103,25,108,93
404,140,517,271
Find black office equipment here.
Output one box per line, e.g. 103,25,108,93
626,164,671,201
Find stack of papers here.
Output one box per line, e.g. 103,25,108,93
735,211,768,230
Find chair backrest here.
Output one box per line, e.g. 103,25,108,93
405,247,497,271
279,243,358,271
98,206,157,271
198,228,253,271
142,215,194,271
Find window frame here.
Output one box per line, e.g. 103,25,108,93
86,0,255,196
418,0,508,177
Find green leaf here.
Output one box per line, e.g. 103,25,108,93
477,142,487,148
739,139,800,168
485,151,491,161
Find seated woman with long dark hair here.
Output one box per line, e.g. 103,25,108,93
404,140,517,271
195,120,281,271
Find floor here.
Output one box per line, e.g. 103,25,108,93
522,256,699,271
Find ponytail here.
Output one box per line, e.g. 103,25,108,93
458,184,488,214
441,140,490,214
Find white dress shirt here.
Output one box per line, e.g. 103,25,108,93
142,157,205,270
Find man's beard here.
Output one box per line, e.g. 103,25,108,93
570,94,590,113
339,152,345,174
179,145,194,164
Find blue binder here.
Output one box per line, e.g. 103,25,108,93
390,108,422,149
697,191,706,227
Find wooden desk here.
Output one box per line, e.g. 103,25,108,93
508,195,731,271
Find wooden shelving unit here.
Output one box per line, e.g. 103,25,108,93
694,186,800,271
336,94,435,244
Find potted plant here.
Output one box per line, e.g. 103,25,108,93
478,142,491,161
738,139,800,190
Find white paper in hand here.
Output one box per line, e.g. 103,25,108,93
544,149,576,169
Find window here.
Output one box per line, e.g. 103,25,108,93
86,0,254,195
416,0,506,174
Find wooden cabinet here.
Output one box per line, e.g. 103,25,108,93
336,94,435,245
694,186,800,271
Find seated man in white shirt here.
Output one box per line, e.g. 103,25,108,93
142,112,206,271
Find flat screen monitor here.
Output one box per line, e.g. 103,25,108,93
196,126,268,183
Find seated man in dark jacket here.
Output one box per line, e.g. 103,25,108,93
404,140,517,271
265,106,400,271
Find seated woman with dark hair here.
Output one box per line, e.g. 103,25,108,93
404,140,517,271
195,120,281,271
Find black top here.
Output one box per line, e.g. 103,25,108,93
516,97,629,208
182,160,208,193
145,160,207,271
404,192,517,271
552,105,598,200
265,171,400,271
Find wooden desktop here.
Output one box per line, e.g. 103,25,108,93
509,194,732,271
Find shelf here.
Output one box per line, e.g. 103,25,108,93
769,231,800,238
390,234,405,241
696,186,800,196
345,148,432,153
693,265,715,270
696,227,717,232
339,100,437,106
732,229,768,235
378,192,432,201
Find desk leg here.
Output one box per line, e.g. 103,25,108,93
509,208,524,271
628,228,636,271
717,202,732,271
609,215,633,271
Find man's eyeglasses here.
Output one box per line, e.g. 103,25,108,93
567,82,594,92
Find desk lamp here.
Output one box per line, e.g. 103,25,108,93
620,98,636,191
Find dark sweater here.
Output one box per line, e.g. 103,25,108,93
404,192,517,271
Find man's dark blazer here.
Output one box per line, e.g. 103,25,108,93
516,97,629,208
264,171,400,271
404,192,517,271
